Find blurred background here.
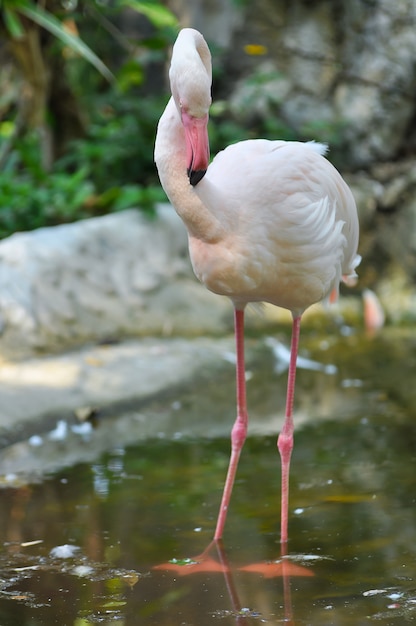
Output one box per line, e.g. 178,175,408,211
1,0,416,331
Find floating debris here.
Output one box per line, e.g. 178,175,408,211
265,336,337,375
50,544,81,559
48,420,68,441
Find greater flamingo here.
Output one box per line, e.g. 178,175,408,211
154,28,360,544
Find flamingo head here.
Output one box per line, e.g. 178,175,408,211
169,29,212,186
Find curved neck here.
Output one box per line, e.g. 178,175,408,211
155,97,224,242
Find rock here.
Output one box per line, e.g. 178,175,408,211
0,205,230,359
346,159,416,324
174,0,416,168
0,336,237,444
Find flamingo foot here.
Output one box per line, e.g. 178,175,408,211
239,560,314,578
153,555,228,575
153,540,229,575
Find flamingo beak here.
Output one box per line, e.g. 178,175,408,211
181,111,209,186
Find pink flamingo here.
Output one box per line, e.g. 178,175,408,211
154,28,360,544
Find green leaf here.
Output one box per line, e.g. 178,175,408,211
15,2,114,82
117,60,144,92
119,0,178,28
0,121,15,138
3,7,25,38
113,184,143,211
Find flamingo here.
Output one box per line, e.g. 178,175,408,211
154,28,360,544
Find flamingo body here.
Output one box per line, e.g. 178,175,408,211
155,28,360,543
191,139,358,313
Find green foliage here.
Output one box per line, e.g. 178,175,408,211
59,90,163,190
118,0,177,28
2,0,114,81
0,131,91,237
54,87,168,215
0,0,177,238
0,94,166,238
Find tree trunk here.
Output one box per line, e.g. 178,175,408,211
10,24,53,170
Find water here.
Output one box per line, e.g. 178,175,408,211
0,328,415,625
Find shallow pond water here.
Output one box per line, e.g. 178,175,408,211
0,327,415,625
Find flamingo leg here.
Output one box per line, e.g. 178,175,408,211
278,314,301,544
214,307,247,540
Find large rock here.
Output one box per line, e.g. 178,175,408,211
0,205,231,359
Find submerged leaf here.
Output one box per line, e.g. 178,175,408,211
324,493,376,504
